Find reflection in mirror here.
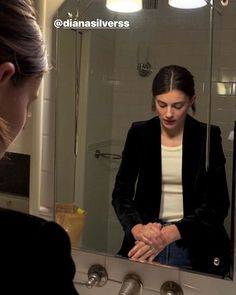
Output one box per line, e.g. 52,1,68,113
112,64,231,278
54,0,235,280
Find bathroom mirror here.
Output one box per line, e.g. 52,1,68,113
54,0,235,280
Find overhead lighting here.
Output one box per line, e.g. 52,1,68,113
168,0,207,9
106,0,142,13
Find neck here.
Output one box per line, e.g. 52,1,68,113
161,125,184,147
161,123,184,137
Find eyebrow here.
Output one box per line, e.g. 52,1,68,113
156,99,185,104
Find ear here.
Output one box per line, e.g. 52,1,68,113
0,62,15,84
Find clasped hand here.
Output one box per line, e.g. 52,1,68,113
128,223,166,262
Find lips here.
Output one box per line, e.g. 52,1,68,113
164,119,175,125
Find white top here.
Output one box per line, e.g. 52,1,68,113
159,144,183,222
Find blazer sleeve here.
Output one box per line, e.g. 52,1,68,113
35,221,79,295
174,126,231,275
0,208,79,294
112,123,143,237
175,125,230,243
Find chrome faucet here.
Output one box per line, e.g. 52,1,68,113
86,264,108,288
118,273,143,295
160,281,183,295
74,264,108,289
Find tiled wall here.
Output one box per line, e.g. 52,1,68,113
33,0,64,218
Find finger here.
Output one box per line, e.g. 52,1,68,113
151,223,162,234
141,235,152,245
148,231,167,249
137,245,161,262
145,223,162,235
153,223,162,230
147,253,158,263
128,245,140,257
129,244,151,260
138,248,156,262
142,226,158,243
134,228,153,244
133,244,157,261
128,241,145,257
135,232,152,245
145,232,163,246
149,237,165,249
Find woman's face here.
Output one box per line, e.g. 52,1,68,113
155,89,195,133
0,72,41,157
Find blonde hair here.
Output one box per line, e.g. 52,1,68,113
0,0,48,150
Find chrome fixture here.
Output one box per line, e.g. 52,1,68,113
106,0,142,12
94,149,122,160
118,274,143,295
168,0,207,9
74,264,108,288
160,281,183,295
86,264,108,288
221,0,228,5
137,62,153,77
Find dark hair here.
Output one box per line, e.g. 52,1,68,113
152,65,196,113
0,0,48,82
0,0,48,150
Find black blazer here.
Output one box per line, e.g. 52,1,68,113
0,208,79,295
112,115,230,276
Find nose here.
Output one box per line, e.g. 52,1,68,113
166,106,173,118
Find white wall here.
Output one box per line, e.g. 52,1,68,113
29,0,65,219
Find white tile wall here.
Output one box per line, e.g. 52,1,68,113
43,99,55,137
42,135,55,173
40,171,54,209
37,4,58,218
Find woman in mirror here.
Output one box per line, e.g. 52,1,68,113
0,0,78,293
112,64,231,276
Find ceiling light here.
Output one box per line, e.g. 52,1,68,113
168,0,207,9
106,0,142,13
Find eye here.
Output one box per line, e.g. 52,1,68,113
173,103,184,109
157,101,167,108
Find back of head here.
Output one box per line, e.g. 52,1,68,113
0,208,79,294
0,0,48,82
0,0,48,150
